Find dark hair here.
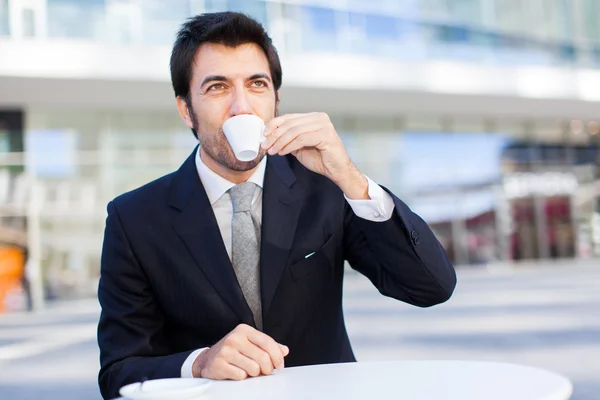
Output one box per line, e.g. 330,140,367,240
170,12,282,136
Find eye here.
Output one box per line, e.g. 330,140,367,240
207,83,225,91
252,80,267,87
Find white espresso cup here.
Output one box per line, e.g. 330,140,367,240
222,114,267,162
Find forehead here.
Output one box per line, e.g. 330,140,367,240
192,42,271,81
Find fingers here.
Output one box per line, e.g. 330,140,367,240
279,343,290,356
229,351,262,378
196,346,250,380
238,341,277,375
221,363,250,381
262,116,310,147
262,113,331,155
263,113,322,141
278,131,323,155
263,113,306,136
197,324,289,380
246,328,286,371
265,124,323,155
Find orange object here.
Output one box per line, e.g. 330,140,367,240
0,246,25,313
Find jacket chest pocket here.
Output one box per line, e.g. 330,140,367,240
289,233,338,281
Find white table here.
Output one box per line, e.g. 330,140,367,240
120,360,574,400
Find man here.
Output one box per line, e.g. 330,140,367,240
97,11,456,399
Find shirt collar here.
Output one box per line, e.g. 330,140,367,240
195,146,267,205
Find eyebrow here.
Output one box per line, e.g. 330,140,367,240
200,73,272,88
248,73,272,82
200,75,228,87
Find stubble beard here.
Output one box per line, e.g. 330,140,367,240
190,109,269,172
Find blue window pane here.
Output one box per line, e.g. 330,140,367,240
446,0,482,23
141,0,190,45
557,43,576,64
0,0,8,36
503,145,533,164
542,146,567,164
470,30,498,47
348,11,363,28
364,14,396,39
345,12,369,54
575,146,598,165
436,24,471,43
553,0,573,39
226,0,268,26
593,47,600,68
301,6,337,52
304,6,336,33
47,0,106,39
142,0,190,20
397,19,421,38
582,0,600,41
204,0,220,11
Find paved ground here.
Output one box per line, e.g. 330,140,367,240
0,261,598,399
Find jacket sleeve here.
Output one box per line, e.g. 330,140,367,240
343,187,457,307
97,200,193,399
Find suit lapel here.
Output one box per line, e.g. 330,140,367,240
170,148,255,326
260,155,304,319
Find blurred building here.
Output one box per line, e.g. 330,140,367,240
0,0,599,303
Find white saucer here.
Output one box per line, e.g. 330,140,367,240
119,378,211,400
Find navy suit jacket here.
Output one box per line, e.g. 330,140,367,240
97,149,456,399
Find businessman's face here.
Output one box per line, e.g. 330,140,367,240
179,42,278,172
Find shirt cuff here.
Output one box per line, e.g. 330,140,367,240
344,176,395,222
181,347,209,378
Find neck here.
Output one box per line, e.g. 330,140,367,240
200,148,256,184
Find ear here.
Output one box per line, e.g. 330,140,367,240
176,96,194,130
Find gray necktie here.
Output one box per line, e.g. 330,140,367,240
229,182,262,330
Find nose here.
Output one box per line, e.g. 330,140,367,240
229,85,253,116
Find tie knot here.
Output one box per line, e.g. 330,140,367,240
229,182,256,213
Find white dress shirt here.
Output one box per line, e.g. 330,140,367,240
181,147,395,377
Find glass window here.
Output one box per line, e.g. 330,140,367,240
540,0,573,40
141,1,190,23
344,12,368,54
582,0,600,43
364,14,397,40
417,0,450,19
593,46,600,68
363,13,399,57
300,6,338,52
574,145,598,165
303,5,336,33
557,43,576,64
532,120,567,167
494,0,527,34
0,0,8,36
140,0,190,45
47,0,106,39
446,0,483,25
204,0,226,12
22,8,36,37
349,0,406,13
436,24,471,44
25,129,78,178
0,131,9,152
226,0,268,26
